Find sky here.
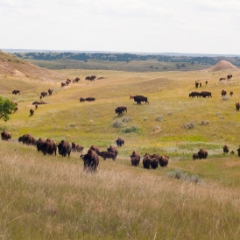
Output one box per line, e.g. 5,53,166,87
0,0,240,55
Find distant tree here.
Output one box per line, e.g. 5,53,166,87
0,97,15,122
181,64,186,67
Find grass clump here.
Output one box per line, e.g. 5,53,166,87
183,121,195,129
167,169,203,184
199,120,209,126
155,115,163,122
122,125,141,134
112,119,125,128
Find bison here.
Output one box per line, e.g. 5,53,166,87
48,89,53,95
195,81,199,88
131,95,149,104
189,92,200,98
115,106,127,116
1,130,11,141
40,91,48,98
237,148,240,157
12,90,20,95
230,91,233,96
236,102,240,111
107,146,118,157
142,154,152,169
41,138,57,155
227,74,232,80
116,137,124,147
18,134,37,146
57,140,71,157
30,109,34,116
198,149,208,159
90,145,100,154
223,144,229,154
192,153,199,160
158,155,169,167
85,97,95,101
71,142,84,153
130,151,141,166
221,90,227,97
98,151,117,160
74,77,80,82
199,91,212,98
219,78,226,81
81,149,99,172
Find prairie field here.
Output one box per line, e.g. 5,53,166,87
1,66,240,239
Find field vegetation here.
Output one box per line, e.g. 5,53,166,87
1,56,240,239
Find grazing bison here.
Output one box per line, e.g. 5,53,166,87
219,78,226,81
227,74,232,80
71,142,84,153
12,90,20,95
205,81,208,85
237,148,240,157
130,151,141,166
116,137,124,147
189,91,200,98
98,151,117,160
57,140,71,157
223,144,229,154
221,90,227,97
40,91,48,98
30,109,34,116
199,91,212,98
1,130,11,141
192,153,199,160
75,77,80,82
85,75,96,81
85,97,95,101
18,134,37,146
81,149,99,172
131,95,149,104
115,106,127,115
198,149,208,159
230,150,235,155
90,145,100,154
230,91,233,96
236,102,240,111
195,81,199,88
107,146,118,157
80,98,85,102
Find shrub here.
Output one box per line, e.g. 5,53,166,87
112,120,125,128
199,120,209,126
155,115,163,122
167,169,203,184
122,117,132,123
222,96,229,101
122,125,141,134
183,121,195,129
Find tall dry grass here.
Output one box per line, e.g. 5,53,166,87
1,142,240,239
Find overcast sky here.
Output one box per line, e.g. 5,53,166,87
0,0,239,54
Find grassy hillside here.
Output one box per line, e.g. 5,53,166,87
1,67,240,239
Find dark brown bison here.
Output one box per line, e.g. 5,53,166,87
223,144,229,153
195,81,199,88
81,149,99,172
158,155,169,167
36,138,46,152
85,97,95,101
219,78,226,81
48,89,53,95
199,91,212,98
32,101,47,105
221,90,227,97
189,92,200,98
74,77,80,82
57,140,71,157
80,98,85,102
199,83,202,87
40,138,57,155
116,137,124,147
18,134,37,146
227,74,232,80
198,149,208,159
35,104,38,109
115,106,127,115
14,107,18,112
230,150,235,155
237,148,240,157
12,90,20,95
236,102,240,111
85,75,96,81
230,91,233,96
40,91,48,98
1,130,11,141
131,95,149,104
192,153,199,160
30,109,34,116
90,145,100,154
71,142,84,153
61,82,66,87
130,151,141,166
107,146,118,157
150,157,158,169
98,151,117,160
205,81,208,85
142,154,151,169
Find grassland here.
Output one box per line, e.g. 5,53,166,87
1,66,240,239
